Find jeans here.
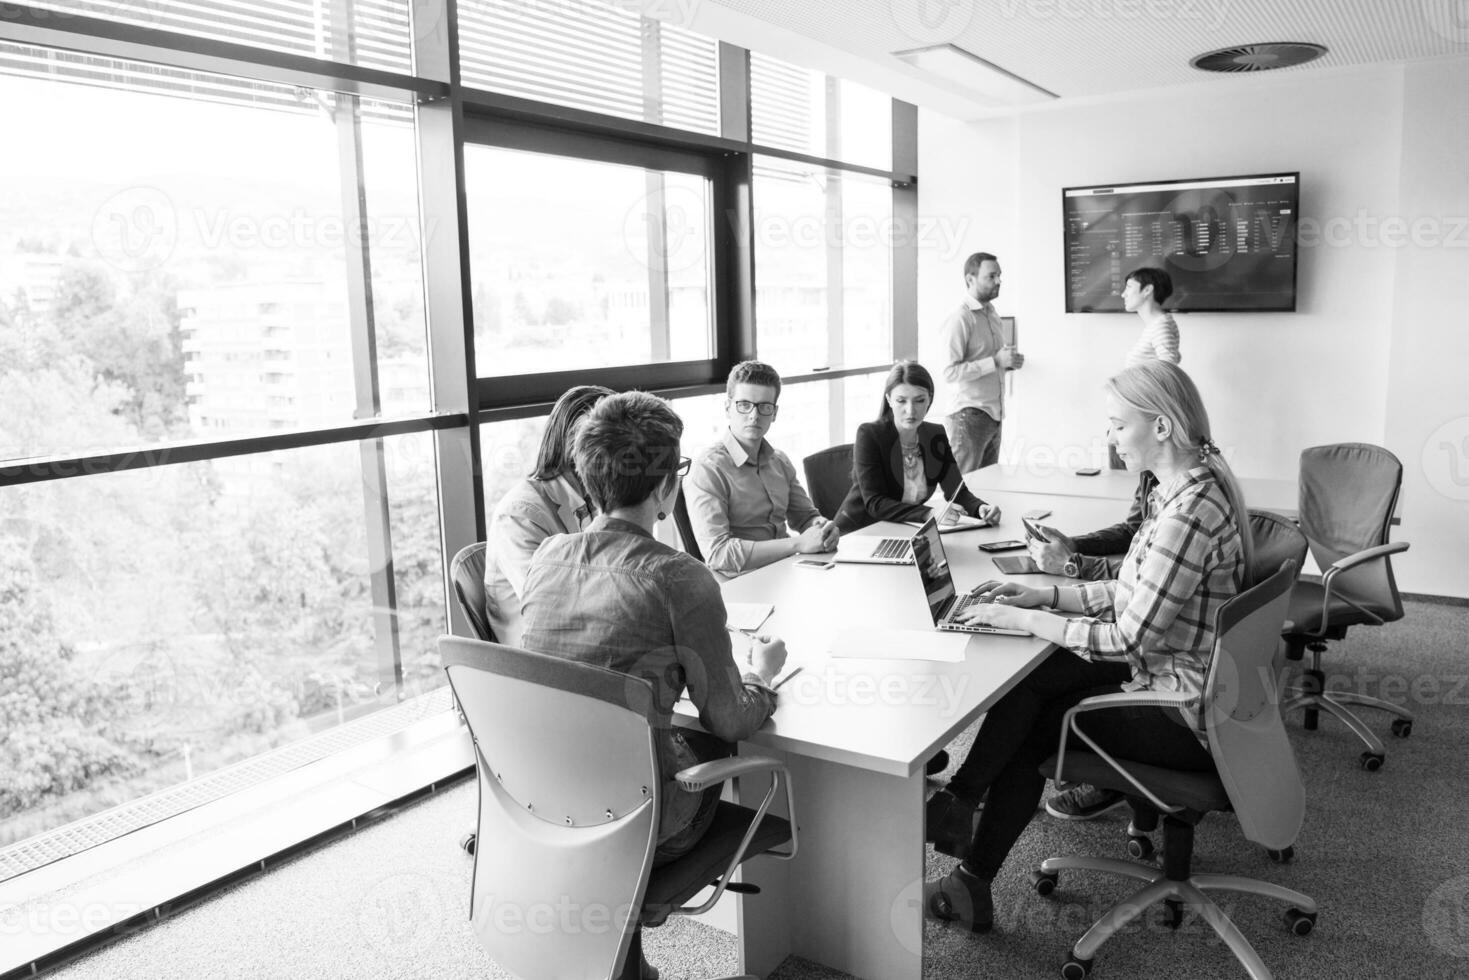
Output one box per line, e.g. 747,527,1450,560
947,650,1214,880
944,408,1002,474
653,728,731,866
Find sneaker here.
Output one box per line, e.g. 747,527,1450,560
923,863,994,933
1045,784,1126,821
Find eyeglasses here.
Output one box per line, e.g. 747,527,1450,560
732,400,778,417
676,455,691,478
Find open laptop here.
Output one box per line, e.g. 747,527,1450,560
834,528,914,564
911,516,1030,636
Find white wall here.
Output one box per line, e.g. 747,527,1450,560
918,61,1469,597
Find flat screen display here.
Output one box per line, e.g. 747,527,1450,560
1062,172,1299,313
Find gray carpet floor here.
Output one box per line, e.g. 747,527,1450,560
47,599,1469,979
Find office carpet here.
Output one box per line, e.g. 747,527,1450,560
48,598,1469,979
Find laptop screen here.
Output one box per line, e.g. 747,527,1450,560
911,517,957,625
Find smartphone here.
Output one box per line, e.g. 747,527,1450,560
1075,467,1101,476
795,558,835,570
992,554,1043,574
978,539,1026,553
1021,517,1050,543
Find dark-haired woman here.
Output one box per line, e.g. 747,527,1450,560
834,360,1001,534
483,384,613,645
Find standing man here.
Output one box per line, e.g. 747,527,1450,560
940,252,1024,475
685,360,839,576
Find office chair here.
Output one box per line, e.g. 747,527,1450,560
447,542,497,857
440,636,797,980
1281,443,1412,771
448,542,496,644
1246,509,1308,590
672,482,705,563
1034,560,1317,980
801,443,855,522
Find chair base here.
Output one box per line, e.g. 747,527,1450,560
1036,855,1317,980
1283,677,1414,760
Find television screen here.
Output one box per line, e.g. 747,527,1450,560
1062,172,1299,313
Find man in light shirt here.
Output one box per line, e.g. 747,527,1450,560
685,360,839,576
940,252,1025,475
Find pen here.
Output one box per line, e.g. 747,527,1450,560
773,666,803,691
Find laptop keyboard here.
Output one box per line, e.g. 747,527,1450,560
950,591,996,616
874,537,913,560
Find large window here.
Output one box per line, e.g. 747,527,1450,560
465,142,714,380
0,0,914,963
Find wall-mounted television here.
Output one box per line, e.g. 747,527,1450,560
1062,172,1299,313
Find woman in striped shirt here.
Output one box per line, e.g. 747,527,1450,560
922,360,1250,933
1122,266,1181,367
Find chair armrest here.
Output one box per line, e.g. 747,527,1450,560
675,755,783,793
670,754,798,920
1053,691,1198,816
1312,540,1411,633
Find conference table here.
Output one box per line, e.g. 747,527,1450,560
673,489,1129,980
969,462,1301,518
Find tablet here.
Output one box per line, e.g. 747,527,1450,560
992,554,1043,574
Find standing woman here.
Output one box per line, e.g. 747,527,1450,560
834,360,1001,534
483,384,614,645
1121,267,1181,368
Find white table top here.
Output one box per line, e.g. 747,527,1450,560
673,493,1127,779
967,463,1301,518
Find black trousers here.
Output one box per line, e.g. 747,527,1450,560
947,649,1214,880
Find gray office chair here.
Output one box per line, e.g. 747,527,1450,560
1246,509,1308,590
448,542,495,643
1036,560,1317,980
801,443,854,522
672,482,705,563
1281,443,1412,771
441,636,796,980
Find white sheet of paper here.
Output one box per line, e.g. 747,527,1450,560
725,602,774,633
827,628,968,663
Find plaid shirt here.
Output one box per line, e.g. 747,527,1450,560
1060,466,1244,728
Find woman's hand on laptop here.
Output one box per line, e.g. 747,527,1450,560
967,580,1047,608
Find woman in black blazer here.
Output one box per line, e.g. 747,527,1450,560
835,361,1001,533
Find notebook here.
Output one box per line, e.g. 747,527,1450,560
911,516,1030,636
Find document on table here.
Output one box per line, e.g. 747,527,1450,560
827,628,968,663
725,602,774,633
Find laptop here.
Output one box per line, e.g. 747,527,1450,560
834,529,915,564
911,516,1030,636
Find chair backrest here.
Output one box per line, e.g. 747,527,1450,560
1246,509,1308,590
672,481,704,563
441,636,662,980
802,443,855,521
448,542,496,642
1298,443,1404,620
1203,559,1304,851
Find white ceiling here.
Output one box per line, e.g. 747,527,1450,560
689,0,1469,117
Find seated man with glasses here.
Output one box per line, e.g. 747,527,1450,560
685,360,840,576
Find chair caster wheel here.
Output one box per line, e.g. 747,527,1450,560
1285,908,1317,936
1267,846,1294,864
1060,955,1093,979
1126,833,1154,860
1391,719,1412,738
460,832,477,856
1360,752,1384,772
1032,869,1059,897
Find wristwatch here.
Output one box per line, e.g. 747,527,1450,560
1062,553,1084,579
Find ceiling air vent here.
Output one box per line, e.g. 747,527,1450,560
1191,42,1327,73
